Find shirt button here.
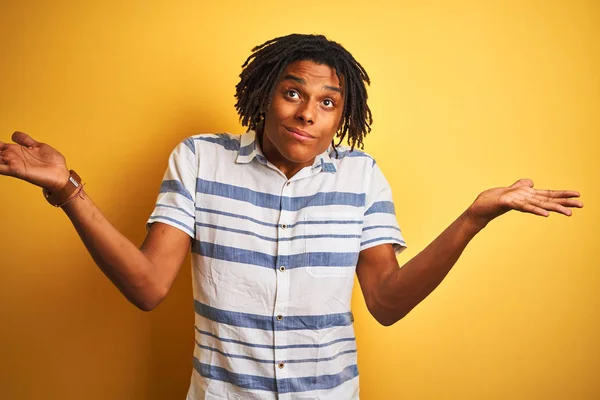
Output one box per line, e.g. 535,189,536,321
286,181,291,186
276,315,283,321
279,266,286,272
278,362,285,369
281,224,287,229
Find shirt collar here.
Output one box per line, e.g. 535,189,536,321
236,130,337,174
236,130,266,164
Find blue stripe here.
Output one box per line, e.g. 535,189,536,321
365,201,395,215
196,222,361,243
305,251,359,268
195,341,356,364
362,224,401,232
156,203,195,218
196,207,278,228
284,349,357,364
182,137,196,154
197,178,280,209
279,364,358,393
195,327,273,349
196,207,363,228
192,241,359,269
159,180,194,201
322,162,337,173
195,341,271,364
287,191,366,210
299,219,362,226
195,327,355,350
195,301,353,331
193,359,358,393
194,359,275,392
196,179,366,210
238,142,255,156
256,153,268,165
194,135,240,151
148,215,194,236
295,234,361,240
192,241,274,269
330,148,374,163
361,237,405,247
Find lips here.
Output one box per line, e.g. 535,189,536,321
285,127,315,141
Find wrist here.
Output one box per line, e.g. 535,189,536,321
462,206,490,234
49,168,71,193
44,170,84,207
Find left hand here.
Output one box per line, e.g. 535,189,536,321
466,178,583,230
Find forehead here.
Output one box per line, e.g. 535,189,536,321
279,60,342,89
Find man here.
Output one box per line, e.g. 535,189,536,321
0,34,583,399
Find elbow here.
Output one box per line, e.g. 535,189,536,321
136,300,159,312
376,316,398,327
108,259,172,312
135,293,166,312
373,311,407,327
368,296,412,326
128,283,169,312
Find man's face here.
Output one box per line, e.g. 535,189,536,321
260,60,344,178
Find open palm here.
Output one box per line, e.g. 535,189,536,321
467,178,583,229
0,132,69,192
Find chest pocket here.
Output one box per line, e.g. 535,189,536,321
303,212,363,277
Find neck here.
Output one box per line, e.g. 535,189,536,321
256,124,312,179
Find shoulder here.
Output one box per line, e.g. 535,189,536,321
179,132,241,154
329,145,377,169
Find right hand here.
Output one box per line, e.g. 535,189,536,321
0,131,70,192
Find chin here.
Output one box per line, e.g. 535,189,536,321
280,147,316,164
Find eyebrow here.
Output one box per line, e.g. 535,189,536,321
282,74,343,94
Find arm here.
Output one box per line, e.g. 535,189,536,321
0,132,190,311
357,179,583,326
63,195,191,311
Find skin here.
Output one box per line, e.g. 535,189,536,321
0,61,584,323
260,60,344,178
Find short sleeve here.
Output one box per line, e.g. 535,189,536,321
360,163,406,255
146,138,198,238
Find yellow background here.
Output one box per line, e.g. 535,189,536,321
0,0,598,399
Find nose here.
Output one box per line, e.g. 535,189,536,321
295,102,315,125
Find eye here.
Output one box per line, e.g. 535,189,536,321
286,90,300,99
322,99,335,108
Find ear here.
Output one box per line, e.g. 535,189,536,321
255,116,265,135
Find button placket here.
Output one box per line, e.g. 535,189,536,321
274,180,292,391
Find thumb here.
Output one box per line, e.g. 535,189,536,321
12,131,40,148
509,178,534,188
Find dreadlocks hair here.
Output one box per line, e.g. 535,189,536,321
234,33,372,152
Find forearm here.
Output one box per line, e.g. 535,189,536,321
375,210,483,325
61,190,163,310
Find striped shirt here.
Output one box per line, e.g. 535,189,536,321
147,130,406,399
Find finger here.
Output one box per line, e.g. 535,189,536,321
12,131,39,148
510,178,534,189
534,196,584,208
0,154,15,175
535,189,581,198
1,151,16,164
512,199,549,217
528,197,574,216
0,165,10,175
0,153,22,178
